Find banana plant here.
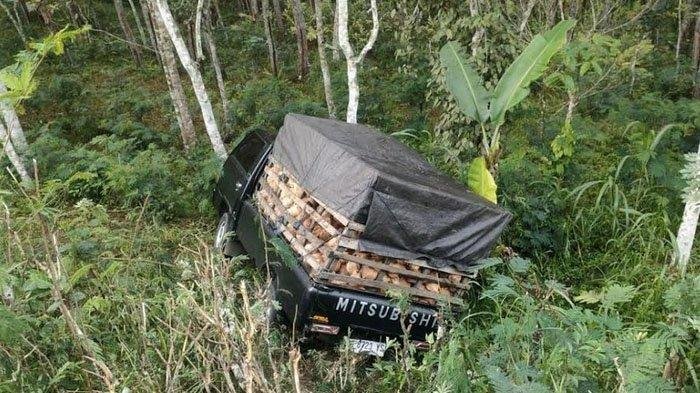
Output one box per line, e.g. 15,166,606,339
440,20,575,203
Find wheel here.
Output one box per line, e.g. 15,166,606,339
214,212,231,253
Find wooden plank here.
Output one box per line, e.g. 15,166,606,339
257,195,324,272
262,168,340,237
338,237,359,250
310,196,349,226
317,272,462,305
333,252,471,290
405,258,478,278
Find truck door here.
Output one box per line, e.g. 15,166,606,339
220,132,267,216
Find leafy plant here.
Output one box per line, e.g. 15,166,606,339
0,25,89,108
440,20,576,187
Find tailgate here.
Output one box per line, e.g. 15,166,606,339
308,285,441,342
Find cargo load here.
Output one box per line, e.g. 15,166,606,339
254,114,512,305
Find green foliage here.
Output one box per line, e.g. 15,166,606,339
467,156,497,203
0,1,698,392
439,20,575,172
0,25,89,107
490,20,575,127
439,41,490,123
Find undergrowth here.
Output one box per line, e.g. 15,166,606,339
0,1,698,392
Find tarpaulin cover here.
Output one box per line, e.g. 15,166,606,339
271,114,512,271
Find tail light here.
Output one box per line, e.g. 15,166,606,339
309,323,340,335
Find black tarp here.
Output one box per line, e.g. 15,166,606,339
271,114,512,271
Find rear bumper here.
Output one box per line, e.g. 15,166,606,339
274,262,442,342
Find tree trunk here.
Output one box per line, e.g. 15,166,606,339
0,83,29,158
128,0,149,47
337,0,379,123
519,0,537,36
468,0,485,57
186,20,197,59
149,0,197,151
272,0,283,29
114,0,144,66
16,0,29,24
250,0,258,19
331,0,339,60
675,144,700,274
290,0,310,79
0,121,31,183
154,0,227,159
211,0,224,27
0,1,26,44
195,0,206,62
203,18,230,129
314,0,336,118
141,0,160,62
261,0,279,75
694,13,700,98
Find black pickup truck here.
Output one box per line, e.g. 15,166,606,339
212,115,511,355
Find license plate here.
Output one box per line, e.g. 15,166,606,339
349,339,387,357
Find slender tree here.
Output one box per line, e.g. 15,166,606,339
127,0,149,47
203,3,230,128
0,117,31,183
148,0,197,151
313,0,336,118
675,144,700,274
337,0,379,123
261,0,278,75
0,82,29,159
290,0,310,79
211,0,223,26
0,0,26,44
468,0,485,57
195,0,206,62
519,0,537,36
140,0,160,61
153,0,227,159
114,0,144,65
250,0,258,19
272,0,283,29
331,0,339,60
693,12,700,98
0,82,30,182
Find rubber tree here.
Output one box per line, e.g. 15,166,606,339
271,0,283,29
675,144,700,275
290,0,309,79
314,0,336,118
0,82,29,159
0,114,30,183
0,0,27,44
127,0,149,47
693,12,700,98
114,0,144,66
195,0,206,62
140,0,160,62
148,0,197,151
261,0,278,75
153,0,227,159
337,0,379,124
202,0,230,128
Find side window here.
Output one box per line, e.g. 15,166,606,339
230,133,266,174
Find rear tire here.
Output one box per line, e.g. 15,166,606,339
214,212,243,257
